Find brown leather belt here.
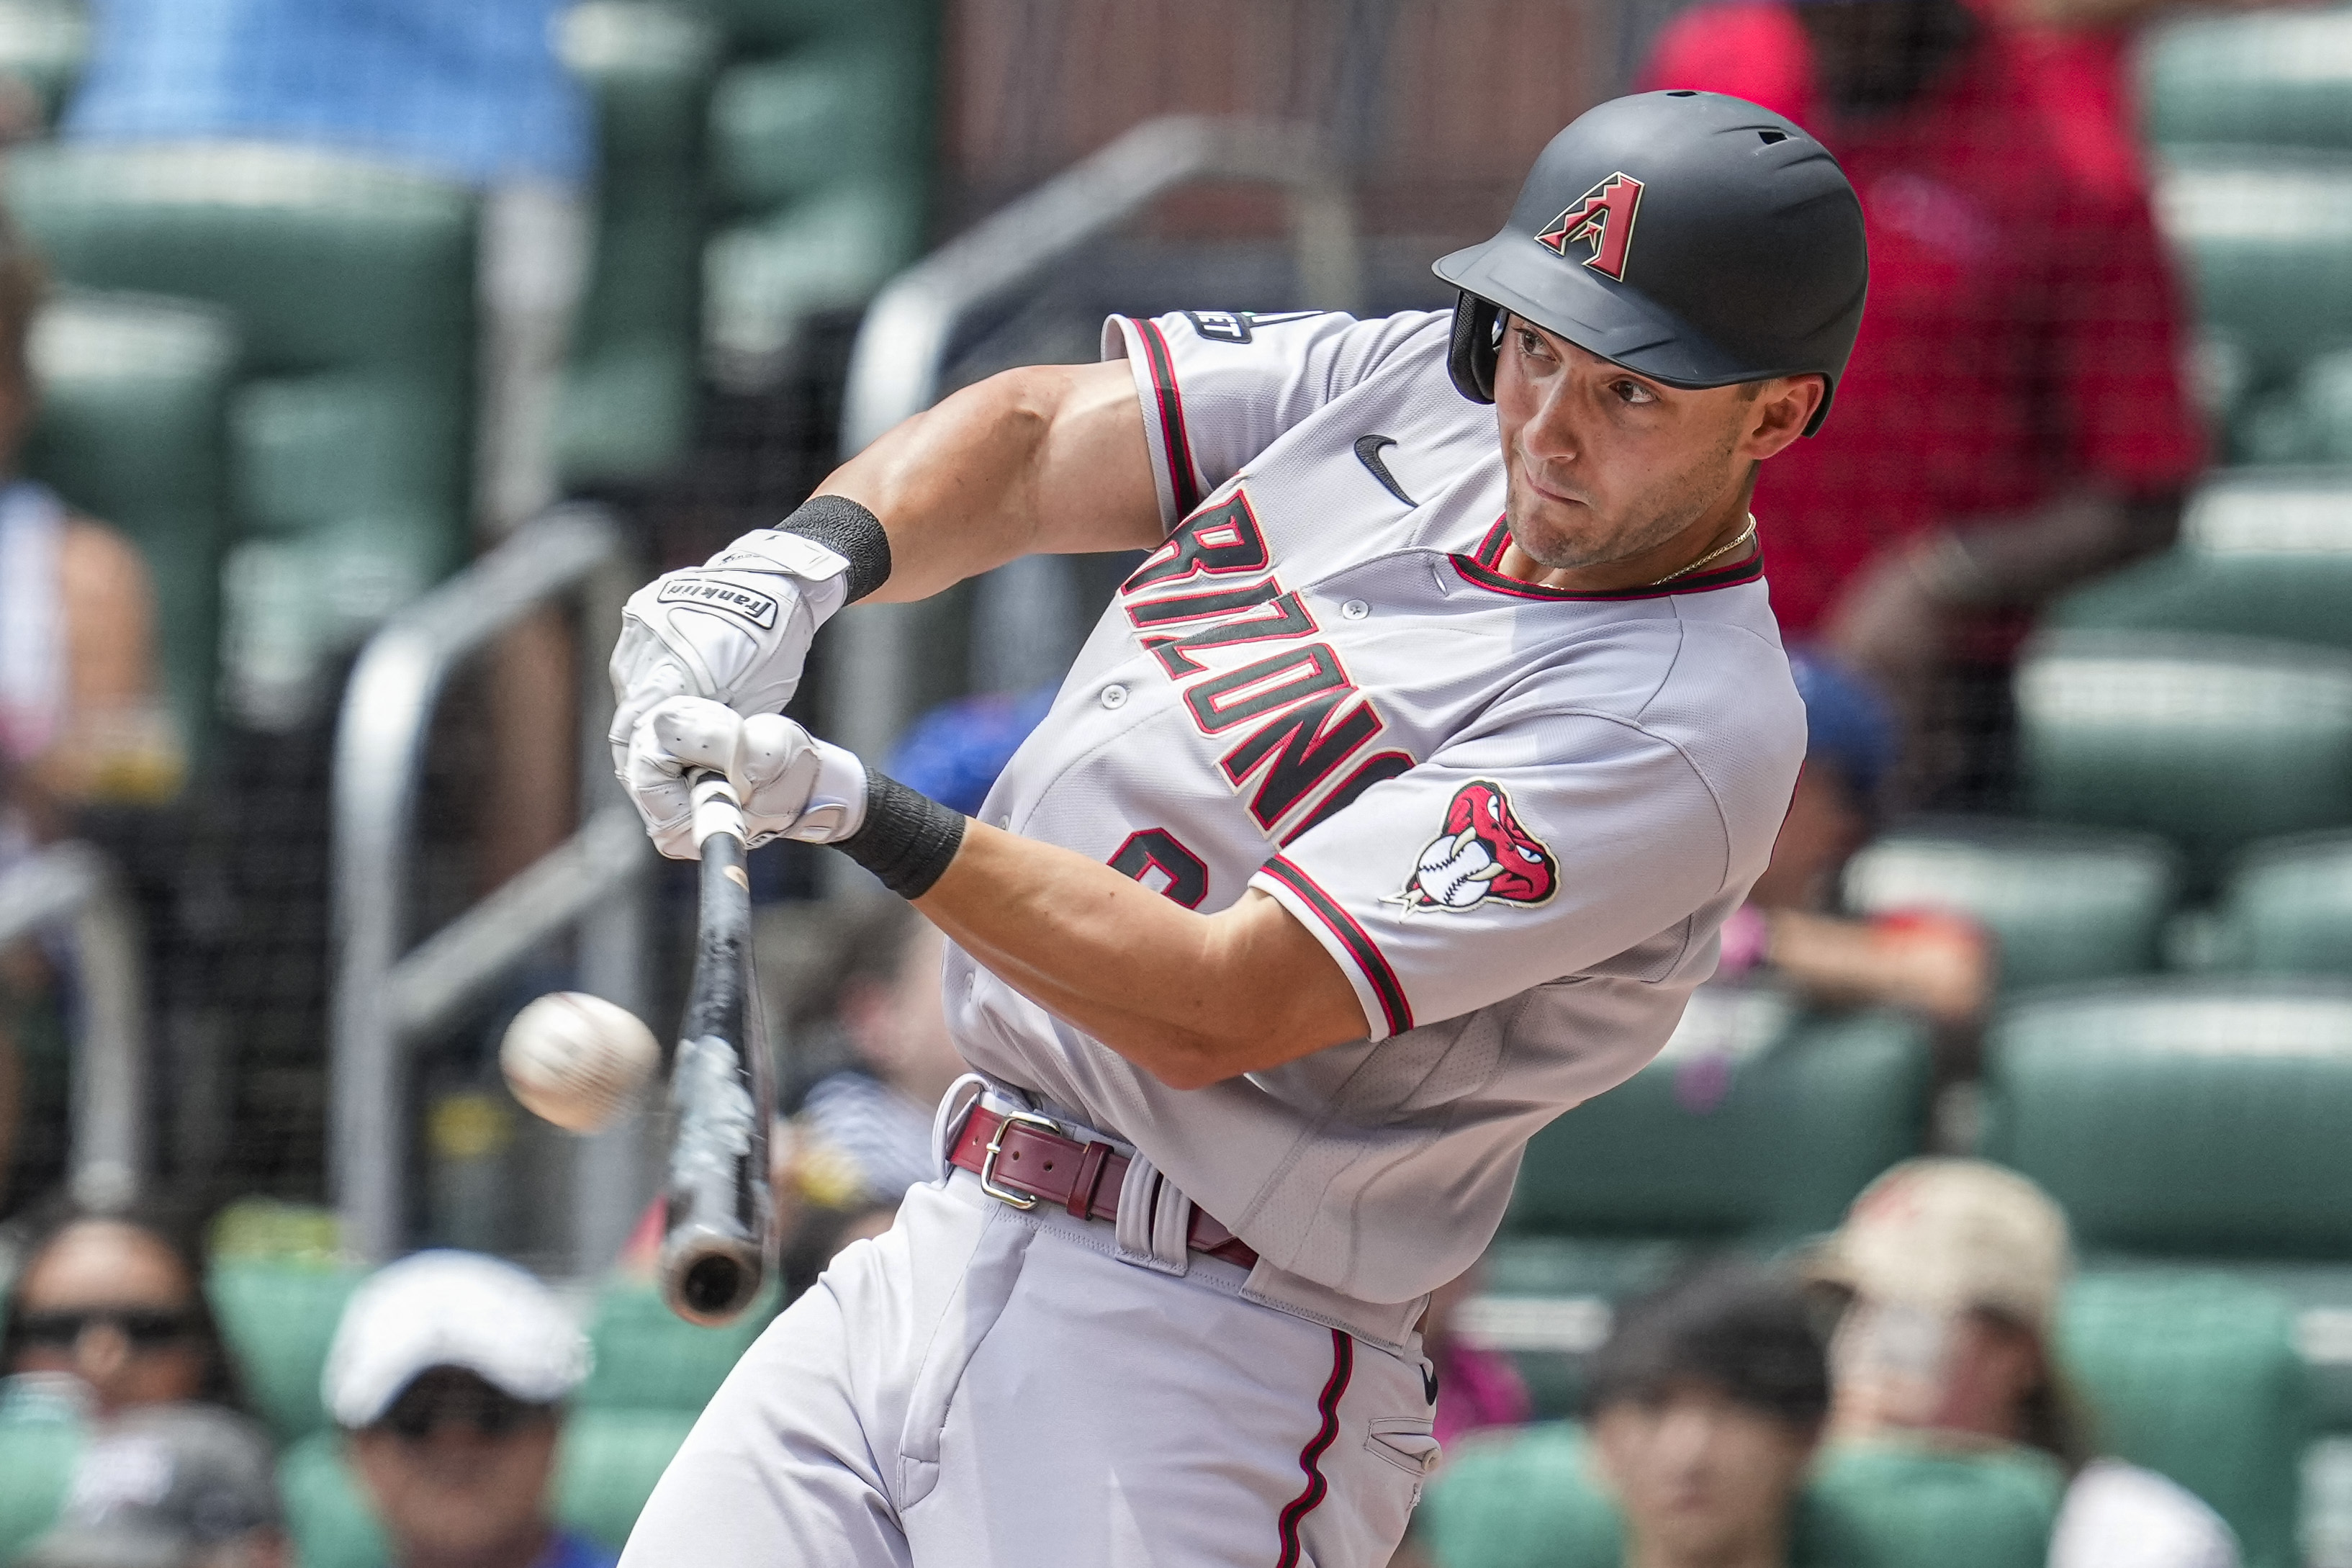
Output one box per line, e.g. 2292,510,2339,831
948,1104,1259,1271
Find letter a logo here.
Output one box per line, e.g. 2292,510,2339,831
1534,172,1644,282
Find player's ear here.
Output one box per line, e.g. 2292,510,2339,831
1742,375,1824,461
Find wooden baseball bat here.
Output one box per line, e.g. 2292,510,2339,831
657,767,774,1327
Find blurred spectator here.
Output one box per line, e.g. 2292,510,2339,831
1,1198,242,1419
64,0,595,886
0,204,173,1202
1717,650,1992,1027
17,1402,286,1568
772,904,963,1300
1584,1265,1831,1568
324,1251,608,1568
1643,0,2205,806
1818,1159,2239,1567
885,686,1058,817
1421,1259,1531,1454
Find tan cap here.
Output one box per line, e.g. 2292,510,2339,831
1813,1159,2073,1333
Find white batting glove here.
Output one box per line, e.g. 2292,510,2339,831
626,696,869,858
608,529,855,777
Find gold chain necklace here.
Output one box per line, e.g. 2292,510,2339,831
1646,515,1758,588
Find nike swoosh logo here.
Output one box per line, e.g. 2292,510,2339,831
1353,434,1416,507
1421,1362,1440,1405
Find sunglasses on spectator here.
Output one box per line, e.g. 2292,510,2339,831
13,1307,194,1351
379,1383,551,1443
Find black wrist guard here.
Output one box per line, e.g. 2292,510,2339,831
780,494,891,603
832,772,966,899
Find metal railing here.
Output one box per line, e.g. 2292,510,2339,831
0,842,148,1211
826,115,1366,771
330,504,652,1268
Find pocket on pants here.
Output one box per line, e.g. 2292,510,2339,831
1364,1417,1442,1479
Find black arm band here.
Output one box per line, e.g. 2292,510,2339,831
780,494,892,603
831,771,966,899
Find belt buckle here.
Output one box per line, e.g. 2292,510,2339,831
979,1110,1063,1210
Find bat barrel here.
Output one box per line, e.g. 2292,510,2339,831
658,767,772,1326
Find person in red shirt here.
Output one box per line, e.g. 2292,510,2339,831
1642,0,2206,803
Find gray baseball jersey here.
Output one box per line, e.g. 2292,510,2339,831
941,307,1805,1347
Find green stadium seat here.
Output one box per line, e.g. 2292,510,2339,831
1842,819,2178,992
2212,830,2352,976
1417,1423,2065,1568
1982,981,2352,1433
280,1410,698,1568
2047,469,2352,654
2153,155,2352,392
2143,10,2352,155
0,1394,83,1562
0,0,86,131
698,0,936,389
2015,631,2352,879
2060,1273,2307,1568
207,1261,368,1443
24,289,239,764
3,142,478,724
557,1,722,486
278,1430,386,1568
1983,980,2352,1258
554,1409,699,1551
577,1279,775,1412
1478,994,1930,1415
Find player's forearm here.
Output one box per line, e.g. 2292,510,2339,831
911,824,1369,1090
817,362,1164,604
1916,489,2183,609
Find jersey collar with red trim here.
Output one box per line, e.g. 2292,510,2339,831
1449,517,1765,603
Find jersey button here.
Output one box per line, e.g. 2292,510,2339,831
1341,599,1371,621
1099,683,1129,709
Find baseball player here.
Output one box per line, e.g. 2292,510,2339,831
613,90,1867,1567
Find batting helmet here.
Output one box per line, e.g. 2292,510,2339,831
1433,91,1867,436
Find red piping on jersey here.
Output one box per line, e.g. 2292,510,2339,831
1258,856,1414,1037
1451,517,1766,601
1276,1330,1354,1568
1131,318,1202,517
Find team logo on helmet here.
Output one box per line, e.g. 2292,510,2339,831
1386,780,1559,915
1534,172,1644,282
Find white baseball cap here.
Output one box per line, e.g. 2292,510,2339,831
321,1250,592,1429
1811,1158,2074,1335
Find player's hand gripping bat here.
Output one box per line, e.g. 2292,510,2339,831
658,767,775,1326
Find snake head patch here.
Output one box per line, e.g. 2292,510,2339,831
1388,780,1559,914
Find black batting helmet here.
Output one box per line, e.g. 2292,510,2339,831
1434,91,1868,436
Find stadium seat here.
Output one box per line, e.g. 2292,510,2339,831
2014,631,2352,879
698,0,937,389
279,1409,698,1568
0,0,86,130
2211,830,2352,976
577,1279,776,1412
0,1397,82,1562
2143,10,2352,155
1415,1423,2065,1568
207,1261,368,1443
1982,981,2352,1432
1842,819,2178,992
1479,993,1930,1414
3,142,478,724
2046,469,2352,654
2059,1274,2307,1568
557,1,721,486
24,289,240,764
2153,155,2352,393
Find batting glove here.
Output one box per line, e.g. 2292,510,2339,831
626,696,869,857
608,529,855,778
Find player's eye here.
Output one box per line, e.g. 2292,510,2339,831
1610,379,1658,406
1514,327,1551,361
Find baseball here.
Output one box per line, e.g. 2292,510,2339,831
500,991,661,1134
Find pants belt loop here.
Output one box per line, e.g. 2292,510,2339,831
1066,1138,1113,1219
